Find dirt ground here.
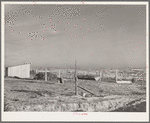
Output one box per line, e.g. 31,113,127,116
4,78,146,112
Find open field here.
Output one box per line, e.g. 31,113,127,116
4,78,146,112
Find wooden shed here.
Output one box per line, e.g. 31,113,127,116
5,63,31,78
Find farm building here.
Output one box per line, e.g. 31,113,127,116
5,63,31,78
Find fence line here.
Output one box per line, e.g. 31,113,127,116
34,68,146,82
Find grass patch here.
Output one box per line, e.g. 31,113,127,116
4,78,146,112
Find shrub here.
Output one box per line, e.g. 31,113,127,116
30,70,36,79
34,72,45,80
34,72,58,81
47,72,58,81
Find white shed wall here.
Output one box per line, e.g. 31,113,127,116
7,64,30,78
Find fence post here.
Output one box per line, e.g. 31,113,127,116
45,68,47,81
59,69,61,78
101,70,103,80
58,69,61,83
84,70,86,75
75,60,78,95
99,70,101,81
35,69,38,74
116,70,118,82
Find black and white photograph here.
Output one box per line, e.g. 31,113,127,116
1,1,149,122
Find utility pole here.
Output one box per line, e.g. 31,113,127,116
75,60,78,95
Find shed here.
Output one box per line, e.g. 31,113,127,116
5,63,31,78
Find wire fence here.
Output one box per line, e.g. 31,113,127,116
32,68,146,82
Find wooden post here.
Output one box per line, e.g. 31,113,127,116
35,69,38,74
84,70,86,75
101,70,103,81
75,60,78,95
77,85,97,96
58,69,61,78
99,70,101,81
45,68,47,81
116,70,118,82
58,69,61,83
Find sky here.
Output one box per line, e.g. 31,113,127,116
4,4,146,69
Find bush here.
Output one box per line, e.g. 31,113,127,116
30,70,36,79
34,72,45,80
34,72,58,81
47,72,58,81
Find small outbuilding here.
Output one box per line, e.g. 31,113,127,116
5,63,31,78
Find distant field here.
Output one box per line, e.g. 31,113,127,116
4,78,146,112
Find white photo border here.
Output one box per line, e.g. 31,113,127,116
1,1,149,122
